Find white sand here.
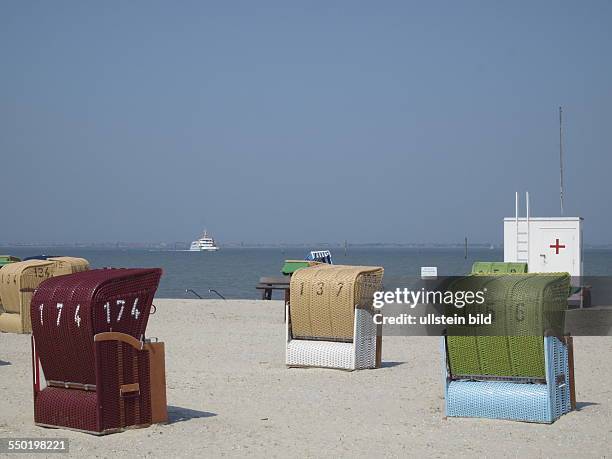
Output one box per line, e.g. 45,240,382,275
1,299,611,457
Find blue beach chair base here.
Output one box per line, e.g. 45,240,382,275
441,337,574,423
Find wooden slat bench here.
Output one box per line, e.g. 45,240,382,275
256,277,290,301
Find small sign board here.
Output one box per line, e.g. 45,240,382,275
421,266,438,279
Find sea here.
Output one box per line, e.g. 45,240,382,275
2,247,611,300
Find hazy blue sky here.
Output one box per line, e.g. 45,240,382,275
1,1,610,244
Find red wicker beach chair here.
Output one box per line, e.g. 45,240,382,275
30,268,165,435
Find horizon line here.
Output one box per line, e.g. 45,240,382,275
1,241,612,249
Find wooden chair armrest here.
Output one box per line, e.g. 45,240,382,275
94,331,143,350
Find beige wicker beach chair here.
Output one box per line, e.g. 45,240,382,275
48,256,90,275
0,258,90,333
0,260,56,333
286,264,384,370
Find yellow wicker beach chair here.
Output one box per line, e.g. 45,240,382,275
0,257,90,333
0,260,56,333
286,264,384,370
48,256,90,275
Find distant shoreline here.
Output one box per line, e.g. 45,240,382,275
1,243,611,249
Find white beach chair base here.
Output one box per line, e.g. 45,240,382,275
286,305,377,370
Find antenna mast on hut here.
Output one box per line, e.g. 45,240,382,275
559,106,565,216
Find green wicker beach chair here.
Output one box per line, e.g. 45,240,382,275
471,261,528,274
281,260,320,276
446,273,569,378
441,272,575,423
0,255,20,267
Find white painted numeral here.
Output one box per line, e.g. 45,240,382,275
56,303,63,326
131,298,140,319
74,304,81,328
39,304,44,325
116,300,125,321
103,302,111,324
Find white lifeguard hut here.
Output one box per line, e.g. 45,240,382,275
503,192,583,277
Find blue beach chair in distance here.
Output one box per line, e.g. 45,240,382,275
306,250,333,265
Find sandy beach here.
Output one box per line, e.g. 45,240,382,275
1,298,611,457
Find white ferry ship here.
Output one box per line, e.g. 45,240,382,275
189,230,219,252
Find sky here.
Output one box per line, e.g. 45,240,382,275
1,1,611,244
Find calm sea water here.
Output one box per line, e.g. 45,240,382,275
1,247,611,299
